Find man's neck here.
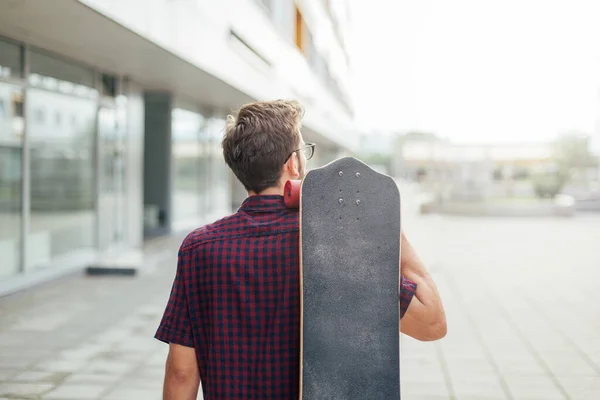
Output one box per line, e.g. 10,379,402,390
248,186,284,196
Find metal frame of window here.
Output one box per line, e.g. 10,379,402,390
0,35,28,274
20,43,30,273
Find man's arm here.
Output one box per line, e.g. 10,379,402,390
155,245,200,399
163,344,200,400
400,231,447,341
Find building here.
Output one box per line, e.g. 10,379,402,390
396,138,554,201
0,0,360,295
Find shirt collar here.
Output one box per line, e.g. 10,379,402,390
239,195,287,212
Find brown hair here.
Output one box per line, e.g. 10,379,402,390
222,100,304,193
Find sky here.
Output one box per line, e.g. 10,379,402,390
350,0,600,146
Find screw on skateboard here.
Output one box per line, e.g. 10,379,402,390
285,157,402,399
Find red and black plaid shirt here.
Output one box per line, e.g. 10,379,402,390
155,195,417,399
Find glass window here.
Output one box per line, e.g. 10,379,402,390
270,0,296,43
205,117,229,214
0,37,23,79
26,88,96,269
34,107,45,123
172,108,204,226
199,119,212,215
256,0,273,13
29,48,97,98
0,83,23,277
29,49,95,90
97,102,129,250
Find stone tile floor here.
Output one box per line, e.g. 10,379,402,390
1,190,599,399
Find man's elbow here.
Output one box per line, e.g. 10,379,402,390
418,319,447,341
164,352,199,387
166,365,197,385
403,308,447,342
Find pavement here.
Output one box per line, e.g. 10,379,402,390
1,184,599,399
0,235,186,400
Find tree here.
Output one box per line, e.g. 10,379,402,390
532,132,598,199
552,132,598,172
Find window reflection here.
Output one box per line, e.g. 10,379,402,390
171,111,231,227
0,83,23,277
172,108,204,225
205,117,229,213
27,88,96,268
0,37,23,79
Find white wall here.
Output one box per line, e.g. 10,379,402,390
78,0,359,151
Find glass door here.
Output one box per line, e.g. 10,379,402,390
0,83,23,277
97,104,127,251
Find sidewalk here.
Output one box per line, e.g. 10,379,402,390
1,199,600,399
398,187,600,400
0,235,189,400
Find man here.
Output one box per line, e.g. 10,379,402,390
155,100,446,400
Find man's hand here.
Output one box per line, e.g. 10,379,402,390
163,343,200,400
400,231,447,341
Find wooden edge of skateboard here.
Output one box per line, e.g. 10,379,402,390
299,176,304,399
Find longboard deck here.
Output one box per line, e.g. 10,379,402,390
300,157,401,399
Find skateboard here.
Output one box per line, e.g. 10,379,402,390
285,157,402,399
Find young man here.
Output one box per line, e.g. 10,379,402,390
155,100,446,400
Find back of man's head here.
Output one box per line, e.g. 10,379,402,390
222,100,304,193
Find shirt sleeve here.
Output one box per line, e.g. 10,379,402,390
400,276,417,319
155,248,194,347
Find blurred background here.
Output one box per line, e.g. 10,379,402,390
0,0,599,399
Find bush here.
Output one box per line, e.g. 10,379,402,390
532,173,566,199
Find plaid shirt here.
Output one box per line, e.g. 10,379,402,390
155,195,417,399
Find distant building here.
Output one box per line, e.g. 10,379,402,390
395,138,554,201
358,132,394,156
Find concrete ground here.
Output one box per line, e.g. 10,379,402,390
400,183,600,400
1,184,599,399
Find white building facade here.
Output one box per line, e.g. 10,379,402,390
0,0,360,295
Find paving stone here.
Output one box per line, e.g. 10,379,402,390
557,375,600,400
445,358,496,374
543,355,599,377
61,373,121,385
123,376,163,389
82,360,136,376
0,347,54,358
10,371,64,383
112,338,158,353
494,357,547,376
402,379,451,397
504,376,566,400
129,366,165,380
0,370,18,382
449,374,502,387
35,359,87,373
400,394,451,400
11,314,71,332
102,386,161,400
43,383,107,399
0,357,37,369
0,382,55,397
452,379,508,399
58,344,109,361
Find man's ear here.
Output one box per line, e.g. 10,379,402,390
285,153,301,178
